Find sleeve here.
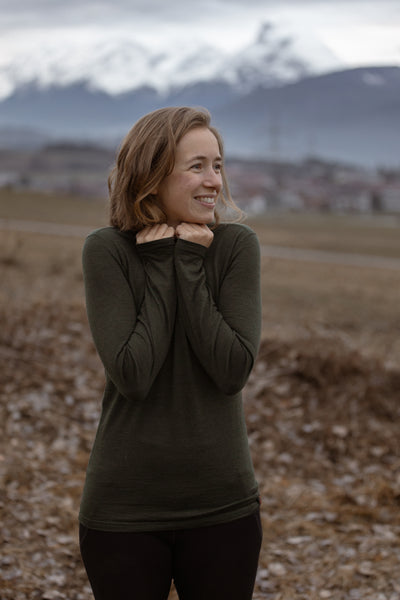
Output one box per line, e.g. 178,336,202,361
82,233,177,401
174,229,261,395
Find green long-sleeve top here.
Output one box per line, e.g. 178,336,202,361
78,222,262,532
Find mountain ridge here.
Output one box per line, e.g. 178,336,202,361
213,66,400,166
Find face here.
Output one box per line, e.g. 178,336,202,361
156,127,223,227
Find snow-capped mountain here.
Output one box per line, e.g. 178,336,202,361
1,22,398,167
0,22,342,100
1,66,399,167
217,22,340,92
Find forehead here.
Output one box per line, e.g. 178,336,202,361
176,127,221,159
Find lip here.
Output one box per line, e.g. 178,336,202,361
195,195,216,208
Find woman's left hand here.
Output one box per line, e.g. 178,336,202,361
175,223,214,248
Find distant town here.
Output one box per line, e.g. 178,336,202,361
228,157,400,215
1,142,399,214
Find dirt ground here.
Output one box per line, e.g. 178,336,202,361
1,216,400,599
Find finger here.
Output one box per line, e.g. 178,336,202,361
164,226,176,238
176,223,196,234
159,224,175,236
137,224,176,243
136,227,151,244
136,225,161,243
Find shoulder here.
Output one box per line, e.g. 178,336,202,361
212,222,259,248
206,223,260,272
83,227,139,269
84,226,136,253
85,226,135,246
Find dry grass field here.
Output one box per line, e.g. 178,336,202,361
1,189,400,599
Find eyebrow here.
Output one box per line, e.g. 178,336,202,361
186,154,223,163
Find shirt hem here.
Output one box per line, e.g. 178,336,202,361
78,498,260,533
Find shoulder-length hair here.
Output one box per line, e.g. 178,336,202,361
109,106,242,231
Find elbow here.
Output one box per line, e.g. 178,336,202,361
96,339,158,401
217,361,254,396
217,374,250,396
117,381,150,402
107,351,152,402
216,345,255,395
106,371,150,402
219,382,244,396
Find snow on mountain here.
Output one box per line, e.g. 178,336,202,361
0,39,162,98
0,22,342,100
216,23,323,90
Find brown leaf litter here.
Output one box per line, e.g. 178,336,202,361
1,302,399,600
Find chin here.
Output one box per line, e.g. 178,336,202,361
189,213,215,225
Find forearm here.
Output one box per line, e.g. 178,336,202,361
83,233,176,400
174,235,261,395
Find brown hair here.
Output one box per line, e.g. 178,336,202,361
109,106,242,231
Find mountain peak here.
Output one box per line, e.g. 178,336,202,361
256,22,274,45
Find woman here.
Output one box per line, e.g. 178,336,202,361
79,106,262,600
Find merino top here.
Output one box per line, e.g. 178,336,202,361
78,223,262,532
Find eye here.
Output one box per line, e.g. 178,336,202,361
190,163,202,171
214,163,222,173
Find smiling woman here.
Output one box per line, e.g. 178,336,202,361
78,106,262,600
108,106,241,231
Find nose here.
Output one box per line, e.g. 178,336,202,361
203,166,222,190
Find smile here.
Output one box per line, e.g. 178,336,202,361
195,196,216,206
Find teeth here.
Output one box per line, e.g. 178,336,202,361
196,197,215,204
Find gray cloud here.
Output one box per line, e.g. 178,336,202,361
0,0,399,31
0,0,206,29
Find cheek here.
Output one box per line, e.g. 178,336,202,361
175,174,195,195
164,174,192,200
159,173,198,213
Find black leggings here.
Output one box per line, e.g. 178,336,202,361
79,510,262,600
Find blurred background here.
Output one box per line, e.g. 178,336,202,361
1,1,400,599
1,0,400,197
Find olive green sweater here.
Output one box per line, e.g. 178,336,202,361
79,223,261,532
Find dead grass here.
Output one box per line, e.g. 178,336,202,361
0,230,85,302
248,213,400,258
259,256,400,365
0,188,108,227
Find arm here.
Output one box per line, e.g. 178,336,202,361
174,227,261,395
82,231,176,401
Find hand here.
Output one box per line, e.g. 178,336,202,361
175,223,214,248
136,224,175,244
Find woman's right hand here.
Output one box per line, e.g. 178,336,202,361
136,224,175,244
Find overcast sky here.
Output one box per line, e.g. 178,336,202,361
1,0,400,66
